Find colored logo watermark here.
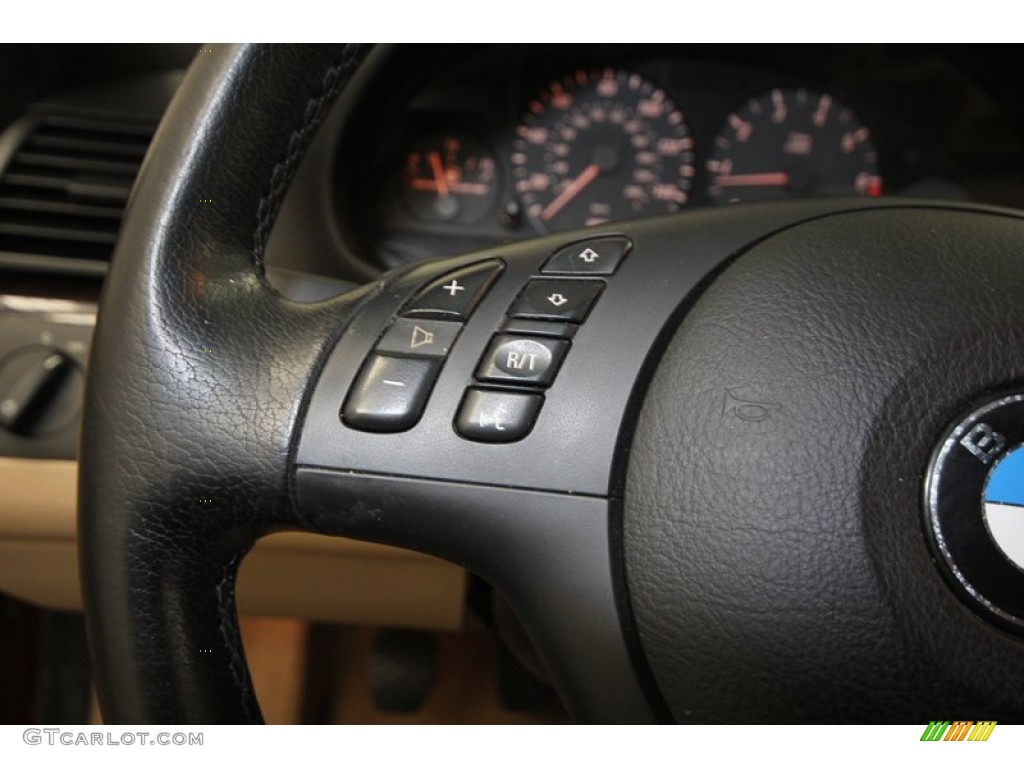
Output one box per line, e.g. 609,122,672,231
920,721,996,742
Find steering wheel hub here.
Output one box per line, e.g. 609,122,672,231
625,208,1024,722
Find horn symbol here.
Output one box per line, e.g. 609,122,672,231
722,389,781,423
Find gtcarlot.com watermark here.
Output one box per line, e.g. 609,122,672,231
23,729,203,747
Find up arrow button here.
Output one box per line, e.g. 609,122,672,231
542,236,632,276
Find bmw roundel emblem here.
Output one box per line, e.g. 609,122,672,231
983,446,1024,573
925,394,1024,632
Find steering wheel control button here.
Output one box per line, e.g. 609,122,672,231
509,279,604,323
476,335,568,387
455,388,543,443
375,318,461,358
402,260,503,321
926,393,1024,632
501,318,578,340
541,236,632,275
342,354,441,433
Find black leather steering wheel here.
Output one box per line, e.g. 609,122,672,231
80,44,1024,724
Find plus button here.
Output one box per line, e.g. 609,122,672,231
443,280,465,297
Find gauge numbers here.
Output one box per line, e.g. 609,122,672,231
511,68,696,232
706,88,882,204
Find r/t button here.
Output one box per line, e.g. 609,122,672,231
476,335,569,387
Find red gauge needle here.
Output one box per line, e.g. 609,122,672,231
428,151,449,198
540,163,601,222
716,172,791,187
408,179,490,195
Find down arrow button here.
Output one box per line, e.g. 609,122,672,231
509,279,604,323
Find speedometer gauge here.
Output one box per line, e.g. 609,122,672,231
511,68,695,233
706,88,883,204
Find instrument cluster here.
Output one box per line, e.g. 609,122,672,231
337,46,1024,269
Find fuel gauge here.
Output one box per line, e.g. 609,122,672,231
400,134,499,224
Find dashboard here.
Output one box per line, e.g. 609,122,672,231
331,45,1024,271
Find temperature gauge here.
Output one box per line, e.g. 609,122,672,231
706,88,883,204
400,134,499,224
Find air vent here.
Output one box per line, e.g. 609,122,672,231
0,112,157,266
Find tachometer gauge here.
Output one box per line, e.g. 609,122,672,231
511,68,695,233
400,134,499,224
706,88,883,204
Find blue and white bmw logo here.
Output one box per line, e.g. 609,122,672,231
983,445,1024,572
925,393,1024,632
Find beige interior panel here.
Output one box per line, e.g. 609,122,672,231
0,457,467,630
0,538,81,610
0,458,79,538
238,617,309,724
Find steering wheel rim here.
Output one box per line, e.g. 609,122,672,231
80,44,373,722
81,44,1024,724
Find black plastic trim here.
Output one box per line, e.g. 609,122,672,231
296,467,654,723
